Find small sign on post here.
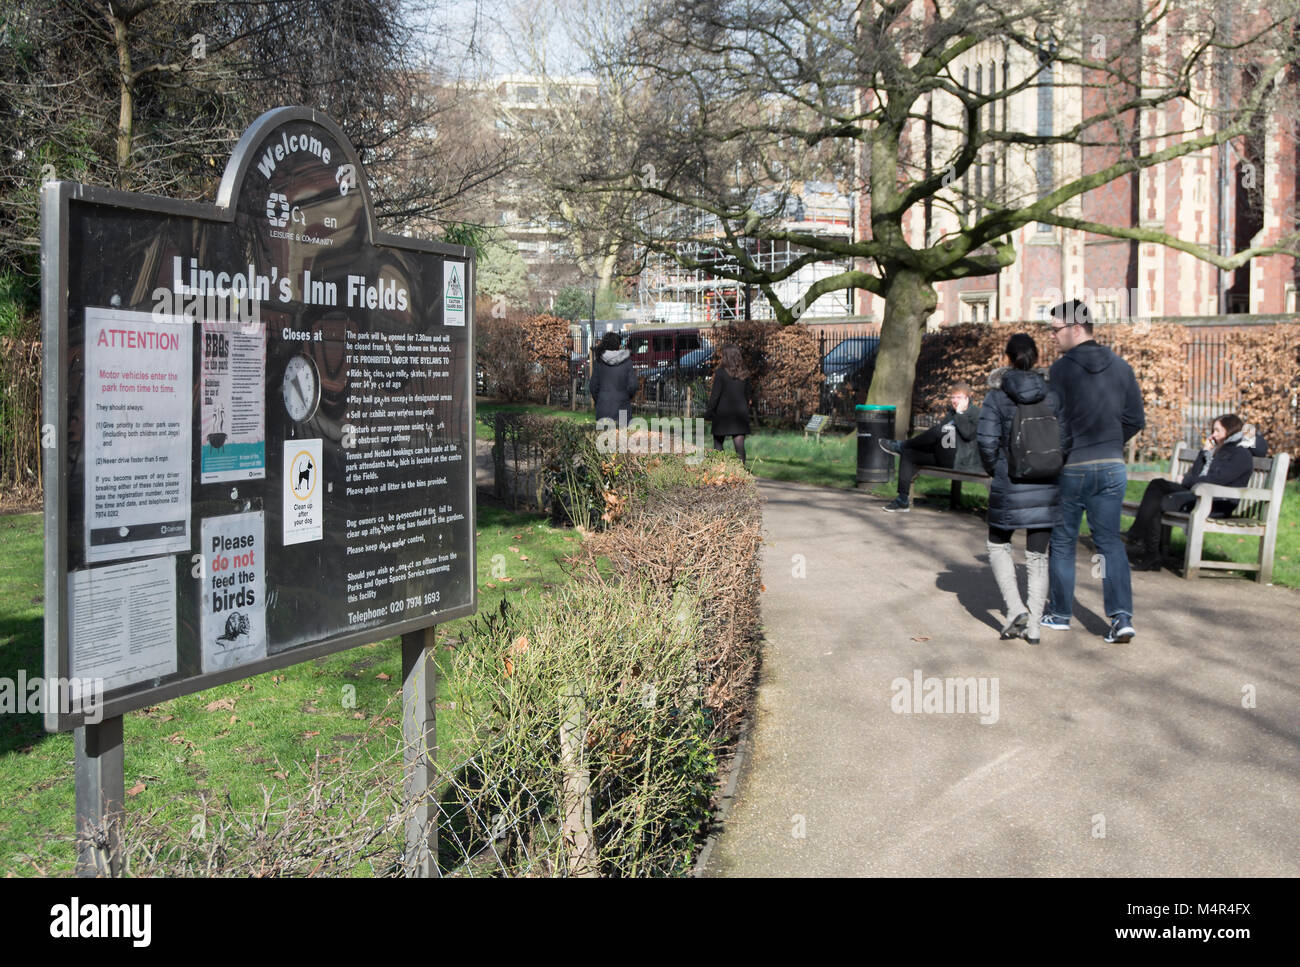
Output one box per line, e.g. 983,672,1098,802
804,414,830,441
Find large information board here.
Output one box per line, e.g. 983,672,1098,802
42,107,476,731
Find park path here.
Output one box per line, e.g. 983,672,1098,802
702,478,1300,877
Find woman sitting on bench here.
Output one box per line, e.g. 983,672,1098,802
1125,414,1267,571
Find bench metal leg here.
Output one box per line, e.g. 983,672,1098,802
950,480,962,510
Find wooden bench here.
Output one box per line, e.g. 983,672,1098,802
1122,441,1291,583
911,465,992,509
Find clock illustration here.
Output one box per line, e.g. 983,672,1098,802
282,353,321,423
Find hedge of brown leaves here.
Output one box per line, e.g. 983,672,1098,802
1225,326,1300,459
477,311,571,402
711,321,825,425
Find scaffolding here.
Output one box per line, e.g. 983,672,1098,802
637,182,857,324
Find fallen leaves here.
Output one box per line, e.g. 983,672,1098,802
126,781,146,797
204,697,236,712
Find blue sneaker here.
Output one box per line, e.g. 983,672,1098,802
881,496,910,513
877,438,904,455
1040,614,1071,630
1104,615,1136,644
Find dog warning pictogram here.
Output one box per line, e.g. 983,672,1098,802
283,439,323,545
289,450,317,502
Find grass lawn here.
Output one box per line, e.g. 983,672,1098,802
0,502,580,876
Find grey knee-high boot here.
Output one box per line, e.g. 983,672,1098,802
1024,550,1049,642
987,540,1027,638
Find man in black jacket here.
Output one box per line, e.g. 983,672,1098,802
1042,301,1146,644
878,382,982,512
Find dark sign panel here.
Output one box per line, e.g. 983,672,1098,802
42,108,476,730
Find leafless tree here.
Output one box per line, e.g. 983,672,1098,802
0,0,514,278
557,0,1300,429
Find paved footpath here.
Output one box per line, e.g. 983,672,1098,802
703,479,1300,877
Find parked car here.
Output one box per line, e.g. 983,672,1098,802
643,345,715,401
625,327,707,372
822,336,879,406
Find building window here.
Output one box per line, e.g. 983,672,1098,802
1036,61,1054,232
960,292,995,323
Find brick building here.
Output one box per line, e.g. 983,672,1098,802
852,8,1299,327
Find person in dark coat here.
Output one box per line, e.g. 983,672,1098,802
977,333,1064,644
588,331,640,424
878,381,982,512
705,343,751,466
1124,413,1267,570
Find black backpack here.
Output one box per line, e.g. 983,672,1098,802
1008,399,1063,480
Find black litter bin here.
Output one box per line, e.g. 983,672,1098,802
856,404,896,485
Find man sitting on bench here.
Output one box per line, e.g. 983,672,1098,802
879,381,982,513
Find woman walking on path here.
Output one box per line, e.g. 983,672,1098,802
588,330,640,424
705,343,752,466
977,333,1064,644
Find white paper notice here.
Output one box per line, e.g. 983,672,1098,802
201,320,267,483
283,439,323,545
85,307,193,563
69,557,178,692
201,512,267,673
443,260,465,326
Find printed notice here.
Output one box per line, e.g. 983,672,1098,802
443,261,465,326
201,320,266,483
283,439,323,544
85,307,192,563
69,557,178,691
201,512,266,673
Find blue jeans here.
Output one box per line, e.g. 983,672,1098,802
1048,461,1133,621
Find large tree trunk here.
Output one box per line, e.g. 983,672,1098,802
596,251,617,294
866,268,937,437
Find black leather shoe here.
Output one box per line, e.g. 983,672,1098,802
1000,612,1029,639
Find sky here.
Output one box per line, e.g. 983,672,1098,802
436,0,596,79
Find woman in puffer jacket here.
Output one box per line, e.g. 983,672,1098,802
977,333,1064,645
